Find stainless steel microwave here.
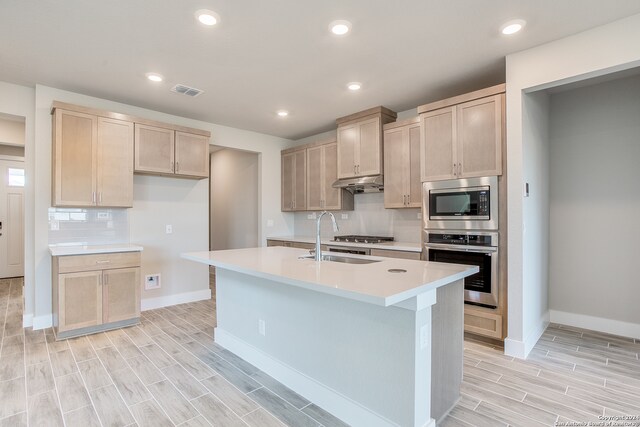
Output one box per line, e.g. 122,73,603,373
422,176,498,230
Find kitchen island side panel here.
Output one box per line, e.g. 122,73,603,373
214,268,432,427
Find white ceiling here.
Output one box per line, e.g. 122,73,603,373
2,1,640,140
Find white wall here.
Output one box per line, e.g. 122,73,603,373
0,117,25,146
24,83,293,328
520,91,550,352
505,13,640,358
0,82,35,325
210,148,260,250
548,74,640,337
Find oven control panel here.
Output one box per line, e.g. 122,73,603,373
427,233,495,247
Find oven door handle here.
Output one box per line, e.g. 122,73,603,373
424,244,497,254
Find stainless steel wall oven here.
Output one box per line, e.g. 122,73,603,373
423,230,499,308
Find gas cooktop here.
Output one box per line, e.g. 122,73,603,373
332,235,394,244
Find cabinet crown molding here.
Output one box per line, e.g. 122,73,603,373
417,84,506,114
51,101,211,137
336,106,397,126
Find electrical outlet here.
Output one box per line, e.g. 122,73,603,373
267,219,274,227
341,213,348,220
50,220,59,231
165,224,172,234
258,319,266,336
145,274,161,290
307,212,317,220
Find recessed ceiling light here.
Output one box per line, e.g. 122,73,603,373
277,110,289,117
196,9,220,26
146,73,163,82
347,82,362,91
329,20,352,36
500,19,526,35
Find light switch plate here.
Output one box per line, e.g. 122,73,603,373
267,219,274,227
165,224,173,234
341,213,348,220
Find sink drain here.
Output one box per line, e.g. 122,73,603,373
387,268,407,273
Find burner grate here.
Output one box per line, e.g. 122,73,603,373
332,235,394,244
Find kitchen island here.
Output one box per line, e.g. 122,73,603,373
183,246,478,427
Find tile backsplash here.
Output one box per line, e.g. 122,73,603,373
293,192,422,243
48,208,129,245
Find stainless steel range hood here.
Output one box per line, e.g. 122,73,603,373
332,175,384,194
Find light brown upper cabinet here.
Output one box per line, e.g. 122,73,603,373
306,141,354,211
418,85,504,182
52,106,133,208
336,107,397,179
134,125,209,179
281,148,306,211
383,118,421,208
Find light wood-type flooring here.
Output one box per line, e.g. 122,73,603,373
2,277,640,426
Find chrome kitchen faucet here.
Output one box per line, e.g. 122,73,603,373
315,211,339,261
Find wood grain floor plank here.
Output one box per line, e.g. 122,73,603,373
129,399,174,427
139,343,176,369
50,348,78,377
0,377,26,419
251,370,310,409
147,379,199,424
96,346,128,374
474,401,550,427
109,366,152,405
200,374,258,417
67,336,96,362
55,372,91,413
171,350,217,381
26,362,55,396
89,384,135,426
78,358,113,390
190,393,248,426
0,412,27,427
449,405,508,427
27,389,64,426
243,408,286,427
247,387,320,427
460,381,558,425
63,405,101,427
126,354,166,385
161,363,208,400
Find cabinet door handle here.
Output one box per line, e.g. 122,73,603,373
170,161,174,171
176,161,179,172
96,260,110,264
92,192,96,205
98,192,102,205
104,274,108,285
453,163,457,176
357,165,360,174
458,163,462,176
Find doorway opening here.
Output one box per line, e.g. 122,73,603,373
0,113,25,280
209,146,260,291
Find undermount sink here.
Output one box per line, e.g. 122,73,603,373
298,254,381,264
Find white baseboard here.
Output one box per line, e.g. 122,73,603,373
23,313,33,328
141,289,211,311
505,311,549,359
32,314,53,330
216,328,414,427
550,310,640,340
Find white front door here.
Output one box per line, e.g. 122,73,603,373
0,159,24,278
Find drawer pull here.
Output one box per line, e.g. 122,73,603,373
96,260,111,264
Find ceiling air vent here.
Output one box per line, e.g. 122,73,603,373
171,84,204,97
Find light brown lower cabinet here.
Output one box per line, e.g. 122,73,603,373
464,306,503,339
53,252,141,340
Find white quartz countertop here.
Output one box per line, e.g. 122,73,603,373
49,244,144,256
182,247,477,307
267,235,422,252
